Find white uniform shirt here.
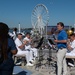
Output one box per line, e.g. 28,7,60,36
70,40,75,53
15,38,24,51
8,32,14,37
23,37,31,50
13,31,17,40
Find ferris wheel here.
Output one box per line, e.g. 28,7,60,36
31,4,49,36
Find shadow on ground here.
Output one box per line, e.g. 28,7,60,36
16,71,27,75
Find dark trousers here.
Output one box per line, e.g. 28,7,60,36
0,59,14,75
0,70,13,75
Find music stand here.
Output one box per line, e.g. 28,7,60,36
35,37,44,69
36,37,44,48
47,39,57,74
46,39,55,66
48,39,55,45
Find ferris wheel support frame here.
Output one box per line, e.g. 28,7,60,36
31,4,49,38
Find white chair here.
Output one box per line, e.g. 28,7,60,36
66,55,75,75
13,54,26,66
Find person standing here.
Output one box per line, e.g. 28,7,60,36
54,22,68,75
0,22,17,75
12,28,17,40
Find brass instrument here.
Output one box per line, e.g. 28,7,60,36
67,29,73,36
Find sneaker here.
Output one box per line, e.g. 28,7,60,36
33,56,38,61
30,59,35,62
68,62,74,67
26,63,34,66
13,72,17,75
15,62,22,66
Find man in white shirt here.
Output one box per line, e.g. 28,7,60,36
23,32,38,60
12,28,17,40
66,33,75,56
15,33,34,66
66,33,75,66
8,28,17,40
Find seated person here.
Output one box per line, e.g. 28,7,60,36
15,33,34,66
66,33,75,67
23,32,38,60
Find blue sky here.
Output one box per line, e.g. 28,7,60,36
0,0,75,28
